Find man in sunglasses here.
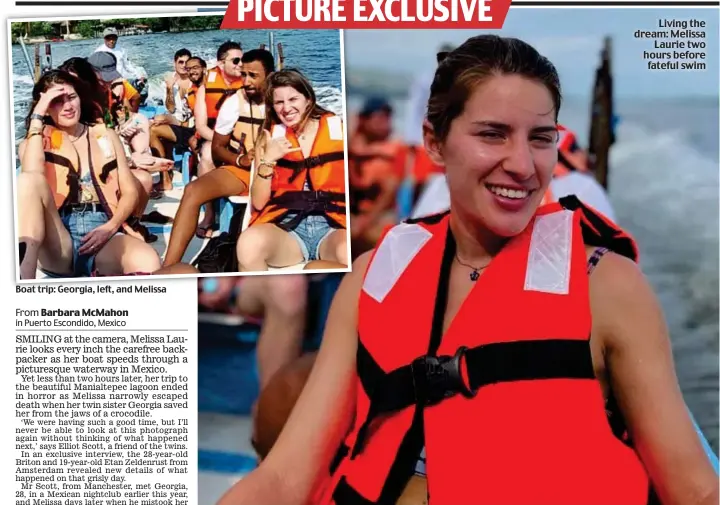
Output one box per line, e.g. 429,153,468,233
162,42,248,266
189,41,245,201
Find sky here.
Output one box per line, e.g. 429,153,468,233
343,8,719,99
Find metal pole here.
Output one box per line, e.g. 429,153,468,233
18,38,35,81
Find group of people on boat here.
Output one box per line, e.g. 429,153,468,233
16,28,349,278
198,35,717,505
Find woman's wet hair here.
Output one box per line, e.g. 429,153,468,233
57,57,108,113
25,70,100,130
427,35,562,142
261,68,331,133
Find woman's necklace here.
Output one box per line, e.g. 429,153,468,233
295,119,316,141
68,124,87,142
455,253,490,282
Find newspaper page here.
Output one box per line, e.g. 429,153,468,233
5,1,719,505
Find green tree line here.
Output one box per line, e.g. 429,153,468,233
11,16,223,41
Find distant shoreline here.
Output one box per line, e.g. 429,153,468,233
12,28,224,45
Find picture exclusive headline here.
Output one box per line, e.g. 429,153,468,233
221,0,512,28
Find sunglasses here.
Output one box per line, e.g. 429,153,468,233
226,57,242,66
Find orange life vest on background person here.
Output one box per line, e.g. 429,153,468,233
349,139,404,215
186,83,198,113
250,113,347,231
203,68,244,129
541,125,593,205
555,124,590,177
319,195,649,505
349,142,442,215
227,93,265,157
42,123,145,241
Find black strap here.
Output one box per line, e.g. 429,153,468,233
44,152,75,170
236,115,264,126
558,195,637,261
266,190,346,231
337,227,456,505
45,139,81,207
329,443,349,475
276,151,345,184
357,339,594,418
205,87,239,111
99,159,118,184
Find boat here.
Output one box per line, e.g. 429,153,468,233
15,32,303,278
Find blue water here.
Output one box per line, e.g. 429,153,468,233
10,29,344,142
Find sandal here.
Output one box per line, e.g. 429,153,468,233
195,223,215,239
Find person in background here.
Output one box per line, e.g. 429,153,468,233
191,41,245,198
149,55,207,166
162,47,263,268
348,97,402,257
349,97,441,259
87,52,173,178
148,48,194,194
93,26,146,82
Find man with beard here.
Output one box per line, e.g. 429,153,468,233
162,49,273,267
149,55,207,163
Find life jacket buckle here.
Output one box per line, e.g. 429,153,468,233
411,346,477,407
304,155,322,168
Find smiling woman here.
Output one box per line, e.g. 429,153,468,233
236,68,349,271
215,34,718,505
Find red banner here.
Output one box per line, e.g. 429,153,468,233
220,0,511,29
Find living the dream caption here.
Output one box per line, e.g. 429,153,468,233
637,18,707,71
14,284,193,505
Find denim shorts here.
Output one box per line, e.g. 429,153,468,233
281,213,335,262
41,204,114,278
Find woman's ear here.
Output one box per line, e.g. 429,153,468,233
423,119,444,169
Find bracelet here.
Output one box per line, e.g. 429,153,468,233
257,171,273,180
235,154,251,168
30,113,46,123
26,131,42,140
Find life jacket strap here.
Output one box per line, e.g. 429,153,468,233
276,151,345,183
235,115,264,126
267,190,346,231
558,194,638,261
351,338,594,458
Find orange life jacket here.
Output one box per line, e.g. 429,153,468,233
250,113,347,231
542,125,593,205
186,83,198,113
42,123,145,241
107,79,132,125
349,141,442,215
319,195,649,505
227,93,265,157
203,68,244,129
349,139,404,215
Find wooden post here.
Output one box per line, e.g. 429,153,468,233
34,44,41,83
277,43,285,71
588,36,614,190
42,43,52,73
